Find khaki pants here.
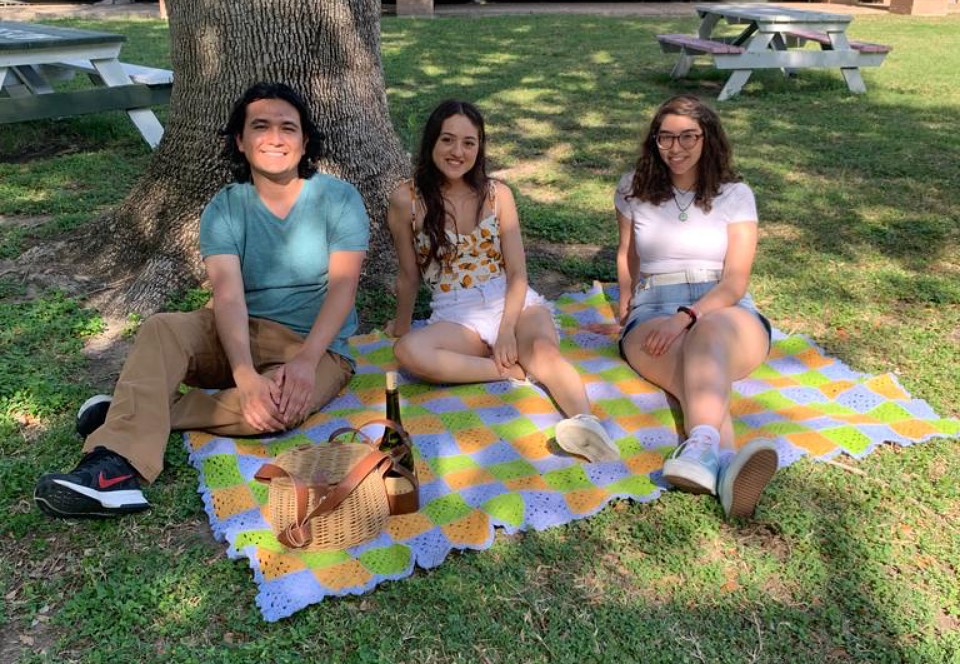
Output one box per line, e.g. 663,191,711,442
84,308,353,483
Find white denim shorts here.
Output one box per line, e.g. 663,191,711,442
427,276,551,347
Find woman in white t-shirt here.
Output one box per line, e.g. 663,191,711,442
614,94,778,520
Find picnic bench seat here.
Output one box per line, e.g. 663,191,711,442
783,29,893,54
54,59,174,87
656,34,746,56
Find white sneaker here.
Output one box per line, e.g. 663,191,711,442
718,438,779,520
661,434,720,495
554,414,620,463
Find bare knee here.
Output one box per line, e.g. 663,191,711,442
393,335,415,371
393,335,432,379
521,336,563,375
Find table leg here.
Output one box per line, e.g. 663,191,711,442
828,31,867,94
668,13,724,80
11,65,55,94
90,58,166,149
697,13,722,39
770,33,797,79
671,55,695,79
718,70,753,101
718,31,774,101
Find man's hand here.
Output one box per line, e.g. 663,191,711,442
235,369,285,432
273,353,318,427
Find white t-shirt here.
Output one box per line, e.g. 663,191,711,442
614,172,757,274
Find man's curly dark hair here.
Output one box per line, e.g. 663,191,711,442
220,82,324,183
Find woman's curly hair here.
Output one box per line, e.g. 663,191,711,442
622,94,739,214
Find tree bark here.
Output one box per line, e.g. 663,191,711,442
77,0,408,315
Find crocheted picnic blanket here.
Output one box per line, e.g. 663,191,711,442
183,282,959,622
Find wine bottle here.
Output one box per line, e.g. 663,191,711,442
382,371,411,470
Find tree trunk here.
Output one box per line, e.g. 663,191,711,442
77,0,408,315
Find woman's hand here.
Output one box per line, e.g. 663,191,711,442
584,322,621,336
492,326,519,375
642,314,690,357
384,318,409,338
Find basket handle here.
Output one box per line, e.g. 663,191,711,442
255,447,395,549
329,418,414,467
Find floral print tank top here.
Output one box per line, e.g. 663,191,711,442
411,182,506,293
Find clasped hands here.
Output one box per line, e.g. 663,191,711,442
235,354,317,432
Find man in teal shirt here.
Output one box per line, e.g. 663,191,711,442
35,82,369,518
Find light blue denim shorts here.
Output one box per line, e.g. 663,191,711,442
619,280,771,355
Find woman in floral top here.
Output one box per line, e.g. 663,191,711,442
385,100,619,463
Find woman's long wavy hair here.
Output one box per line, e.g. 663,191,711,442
413,100,489,270
624,94,738,213
220,82,323,183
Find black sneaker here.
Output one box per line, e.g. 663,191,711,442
34,447,150,518
76,395,112,439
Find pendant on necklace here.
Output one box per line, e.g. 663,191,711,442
673,187,694,222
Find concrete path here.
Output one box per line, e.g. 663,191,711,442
0,0,891,21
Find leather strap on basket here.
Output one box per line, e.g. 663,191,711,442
255,447,394,549
329,418,415,474
255,419,420,547
350,418,420,515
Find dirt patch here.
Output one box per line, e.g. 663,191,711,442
0,214,54,230
526,239,615,299
0,141,89,165
1,229,110,301
81,315,135,392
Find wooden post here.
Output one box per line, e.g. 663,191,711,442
889,0,947,14
396,0,433,16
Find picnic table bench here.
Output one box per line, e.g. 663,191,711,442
657,4,892,101
0,21,172,148
782,28,893,55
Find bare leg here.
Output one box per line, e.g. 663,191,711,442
622,307,770,495
678,308,769,449
514,306,592,416
620,308,768,449
516,306,618,462
393,321,523,384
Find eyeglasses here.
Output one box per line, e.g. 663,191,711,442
655,132,703,150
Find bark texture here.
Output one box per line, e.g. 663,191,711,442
77,0,408,315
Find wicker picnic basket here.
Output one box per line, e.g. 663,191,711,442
255,420,418,551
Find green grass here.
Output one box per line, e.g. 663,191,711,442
1,12,959,664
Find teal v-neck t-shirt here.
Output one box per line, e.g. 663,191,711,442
199,173,369,363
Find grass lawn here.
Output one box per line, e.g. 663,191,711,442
1,11,959,664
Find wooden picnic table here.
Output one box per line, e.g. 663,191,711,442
0,20,172,148
657,4,891,101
